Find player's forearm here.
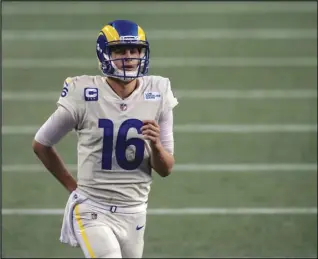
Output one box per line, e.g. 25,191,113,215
32,140,77,193
150,144,175,177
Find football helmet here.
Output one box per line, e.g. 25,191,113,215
96,20,150,81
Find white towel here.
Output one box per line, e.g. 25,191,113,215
59,191,87,247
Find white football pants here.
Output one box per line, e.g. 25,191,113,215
72,199,147,258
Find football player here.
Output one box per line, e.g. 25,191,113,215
32,20,178,258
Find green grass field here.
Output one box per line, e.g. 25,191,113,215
2,1,317,258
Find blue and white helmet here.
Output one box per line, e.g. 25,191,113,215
96,20,150,81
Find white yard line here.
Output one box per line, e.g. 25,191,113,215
3,89,317,101
174,124,318,133
2,124,317,135
3,29,317,40
173,89,318,99
2,2,316,15
3,57,317,68
2,207,317,216
2,163,317,173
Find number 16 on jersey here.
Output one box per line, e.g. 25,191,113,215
98,118,145,170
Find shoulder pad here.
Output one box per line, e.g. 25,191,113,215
61,75,94,98
143,75,170,93
63,77,74,87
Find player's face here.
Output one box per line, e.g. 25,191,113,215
110,46,141,71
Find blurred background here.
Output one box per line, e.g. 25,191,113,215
2,1,317,258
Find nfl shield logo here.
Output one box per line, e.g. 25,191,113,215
120,103,127,111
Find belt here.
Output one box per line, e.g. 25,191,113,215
84,198,148,214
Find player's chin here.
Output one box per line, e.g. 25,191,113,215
123,67,138,71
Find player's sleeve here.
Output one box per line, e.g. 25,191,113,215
159,109,174,154
157,78,177,154
57,77,85,126
34,106,77,147
162,78,178,112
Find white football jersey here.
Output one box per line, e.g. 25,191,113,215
57,75,178,206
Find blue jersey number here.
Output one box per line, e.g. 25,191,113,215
98,119,144,170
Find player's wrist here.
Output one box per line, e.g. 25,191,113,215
150,141,163,152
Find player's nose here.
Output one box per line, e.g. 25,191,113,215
123,50,133,60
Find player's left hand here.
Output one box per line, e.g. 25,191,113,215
141,120,161,149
